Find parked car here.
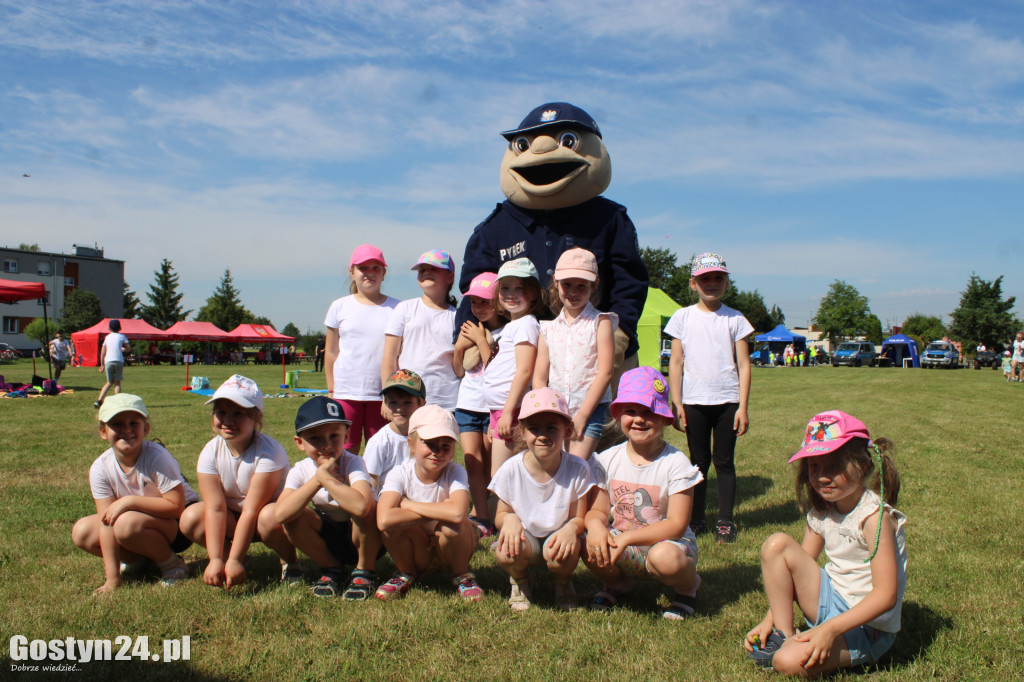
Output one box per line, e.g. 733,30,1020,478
973,349,1001,370
0,342,21,360
831,341,877,367
921,341,960,369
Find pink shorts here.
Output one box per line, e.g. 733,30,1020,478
488,408,520,444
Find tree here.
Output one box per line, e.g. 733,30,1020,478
19,243,40,251
281,322,301,347
61,288,103,332
123,282,142,319
900,313,947,355
23,318,56,353
141,259,191,329
948,274,1019,350
812,280,872,346
865,314,883,346
196,269,252,332
769,304,786,328
724,288,772,332
639,246,693,305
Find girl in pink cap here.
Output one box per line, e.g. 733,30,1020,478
584,367,703,619
534,247,617,461
744,410,907,675
381,249,461,413
324,244,399,452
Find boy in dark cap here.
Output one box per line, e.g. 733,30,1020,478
263,397,381,599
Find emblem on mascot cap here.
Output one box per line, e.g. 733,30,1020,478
541,109,557,123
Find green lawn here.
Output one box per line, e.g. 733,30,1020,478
1,360,1021,680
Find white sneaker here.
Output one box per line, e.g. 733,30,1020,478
159,555,188,587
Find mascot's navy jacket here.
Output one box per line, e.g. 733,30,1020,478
457,196,648,357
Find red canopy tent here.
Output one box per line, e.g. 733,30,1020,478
0,279,45,304
224,324,295,343
163,321,231,342
1,278,51,378
71,319,171,367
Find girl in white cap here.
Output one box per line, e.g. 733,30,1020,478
323,244,399,453
534,247,617,460
179,375,297,588
744,411,907,675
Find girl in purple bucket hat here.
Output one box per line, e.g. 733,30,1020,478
583,366,704,620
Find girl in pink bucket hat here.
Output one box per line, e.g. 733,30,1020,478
584,366,703,620
323,244,399,452
744,410,907,674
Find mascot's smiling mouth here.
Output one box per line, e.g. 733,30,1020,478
512,161,587,187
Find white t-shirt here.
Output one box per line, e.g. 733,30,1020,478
361,425,409,491
456,324,504,413
102,332,129,365
284,454,372,522
591,442,702,542
324,294,399,401
807,489,908,632
196,432,290,512
664,304,753,405
488,452,595,538
50,338,72,362
380,457,469,504
90,441,199,504
483,315,540,411
384,298,459,410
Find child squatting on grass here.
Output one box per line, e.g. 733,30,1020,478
584,367,703,619
262,396,382,600
179,375,298,588
374,404,484,602
72,393,197,593
744,410,908,676
489,388,596,611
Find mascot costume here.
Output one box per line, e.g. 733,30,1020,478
457,102,649,366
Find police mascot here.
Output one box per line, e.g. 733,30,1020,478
457,102,649,367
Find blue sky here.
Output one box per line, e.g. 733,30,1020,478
3,0,1022,333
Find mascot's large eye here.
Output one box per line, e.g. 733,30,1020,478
512,136,530,153
558,131,580,150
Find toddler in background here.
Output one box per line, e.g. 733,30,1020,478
72,394,197,593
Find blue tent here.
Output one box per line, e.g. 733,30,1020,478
880,334,920,368
752,325,807,364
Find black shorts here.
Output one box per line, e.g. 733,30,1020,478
171,500,198,553
315,509,359,565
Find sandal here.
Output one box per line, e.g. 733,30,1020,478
663,594,697,620
748,629,786,667
554,580,578,611
311,573,343,598
374,571,415,601
468,516,496,538
589,590,620,613
508,575,533,612
452,572,484,602
342,569,378,601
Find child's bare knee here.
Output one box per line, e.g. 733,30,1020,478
761,532,794,559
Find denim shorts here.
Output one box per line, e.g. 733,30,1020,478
582,402,609,440
813,568,897,666
454,408,489,434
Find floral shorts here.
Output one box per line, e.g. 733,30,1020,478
606,527,698,578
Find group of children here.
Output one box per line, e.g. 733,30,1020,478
72,247,909,676
1003,332,1024,381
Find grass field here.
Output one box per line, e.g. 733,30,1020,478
1,359,1022,681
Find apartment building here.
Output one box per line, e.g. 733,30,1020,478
1,245,124,351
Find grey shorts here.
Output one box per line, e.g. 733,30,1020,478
105,362,125,382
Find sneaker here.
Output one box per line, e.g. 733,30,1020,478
689,520,707,536
93,400,103,409
281,563,305,585
311,573,343,598
469,515,496,538
715,520,738,544
453,572,484,602
554,580,578,611
159,555,188,587
748,629,786,667
120,557,151,578
508,576,532,612
375,572,415,601
342,569,378,601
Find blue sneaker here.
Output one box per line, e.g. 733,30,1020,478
748,629,786,667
